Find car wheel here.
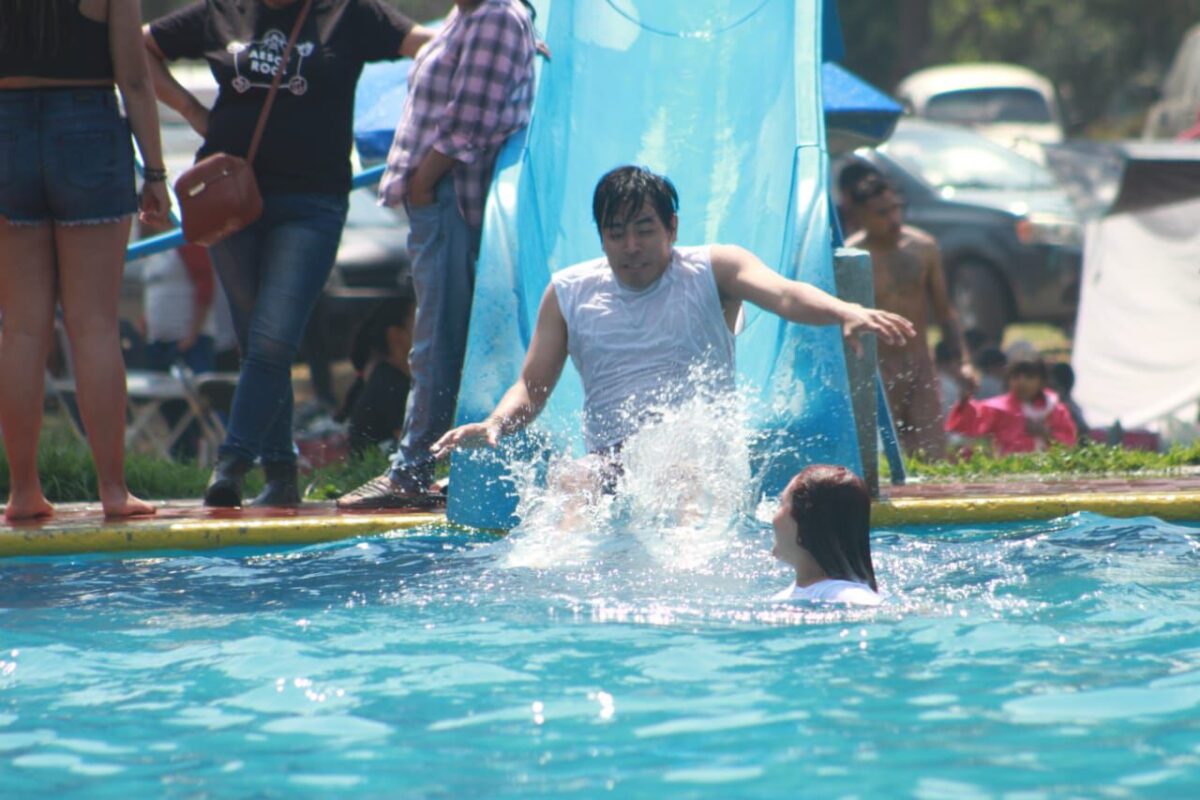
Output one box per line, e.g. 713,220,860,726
950,260,1010,344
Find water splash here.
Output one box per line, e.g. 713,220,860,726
500,382,753,574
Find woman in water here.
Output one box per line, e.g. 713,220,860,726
771,465,882,606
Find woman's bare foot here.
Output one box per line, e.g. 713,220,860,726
100,489,157,519
3,493,54,522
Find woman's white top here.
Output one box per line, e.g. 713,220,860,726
551,246,736,451
772,579,882,606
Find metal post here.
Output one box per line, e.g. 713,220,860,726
833,248,880,496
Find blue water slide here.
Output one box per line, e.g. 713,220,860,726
445,0,862,529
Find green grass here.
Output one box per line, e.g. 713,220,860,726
6,427,1198,506
302,449,393,500
896,440,1200,482
0,425,400,504
0,427,234,503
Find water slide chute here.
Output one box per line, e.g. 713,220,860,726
435,0,860,529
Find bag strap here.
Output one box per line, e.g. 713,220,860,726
245,0,313,165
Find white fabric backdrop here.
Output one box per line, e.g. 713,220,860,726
1072,196,1200,430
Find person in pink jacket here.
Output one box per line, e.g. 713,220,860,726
946,358,1077,455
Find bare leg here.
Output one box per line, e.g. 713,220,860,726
880,351,949,461
546,455,610,531
55,219,155,518
0,222,57,521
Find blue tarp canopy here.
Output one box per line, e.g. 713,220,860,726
822,61,903,148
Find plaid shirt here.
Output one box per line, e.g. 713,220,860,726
379,0,536,229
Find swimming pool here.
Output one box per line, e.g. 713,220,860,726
2,510,1199,797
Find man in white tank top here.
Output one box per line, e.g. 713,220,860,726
425,166,915,487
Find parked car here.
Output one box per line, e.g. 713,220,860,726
847,119,1083,342
1143,23,1200,140
895,63,1065,163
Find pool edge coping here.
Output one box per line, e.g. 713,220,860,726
2,491,1198,557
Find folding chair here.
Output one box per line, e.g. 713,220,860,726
47,318,208,460
123,369,205,459
171,366,240,464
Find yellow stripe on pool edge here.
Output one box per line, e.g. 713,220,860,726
2,492,1198,557
0,513,450,558
872,491,1200,527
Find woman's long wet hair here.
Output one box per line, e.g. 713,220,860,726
788,465,877,591
0,0,69,55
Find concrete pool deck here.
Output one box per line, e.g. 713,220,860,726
2,475,1199,557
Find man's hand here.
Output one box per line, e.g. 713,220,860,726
840,304,916,357
430,418,504,459
408,149,458,209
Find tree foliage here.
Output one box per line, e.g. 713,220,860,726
839,0,1200,135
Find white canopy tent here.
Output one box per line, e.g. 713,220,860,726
1057,143,1200,439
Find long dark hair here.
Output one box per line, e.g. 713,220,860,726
0,0,70,55
788,465,877,591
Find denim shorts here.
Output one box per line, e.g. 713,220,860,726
0,87,137,225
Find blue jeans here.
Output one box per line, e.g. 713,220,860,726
208,192,348,465
0,87,137,224
389,177,478,487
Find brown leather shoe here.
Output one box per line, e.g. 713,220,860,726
335,473,445,510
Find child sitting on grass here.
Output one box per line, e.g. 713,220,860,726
946,358,1077,455
336,298,414,457
771,465,882,606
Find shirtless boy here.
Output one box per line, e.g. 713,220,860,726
844,170,974,460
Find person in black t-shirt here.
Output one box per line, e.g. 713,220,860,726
144,0,432,508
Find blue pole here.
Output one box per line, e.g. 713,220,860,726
876,370,907,485
125,163,388,262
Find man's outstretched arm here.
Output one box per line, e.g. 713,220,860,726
431,285,569,457
710,244,916,355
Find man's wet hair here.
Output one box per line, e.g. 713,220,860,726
787,465,877,591
838,158,881,201
592,166,679,233
846,170,893,206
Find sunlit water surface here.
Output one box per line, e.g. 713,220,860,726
3,402,1200,796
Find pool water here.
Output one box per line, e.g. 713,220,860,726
2,510,1200,797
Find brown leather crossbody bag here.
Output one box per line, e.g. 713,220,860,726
174,0,312,246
